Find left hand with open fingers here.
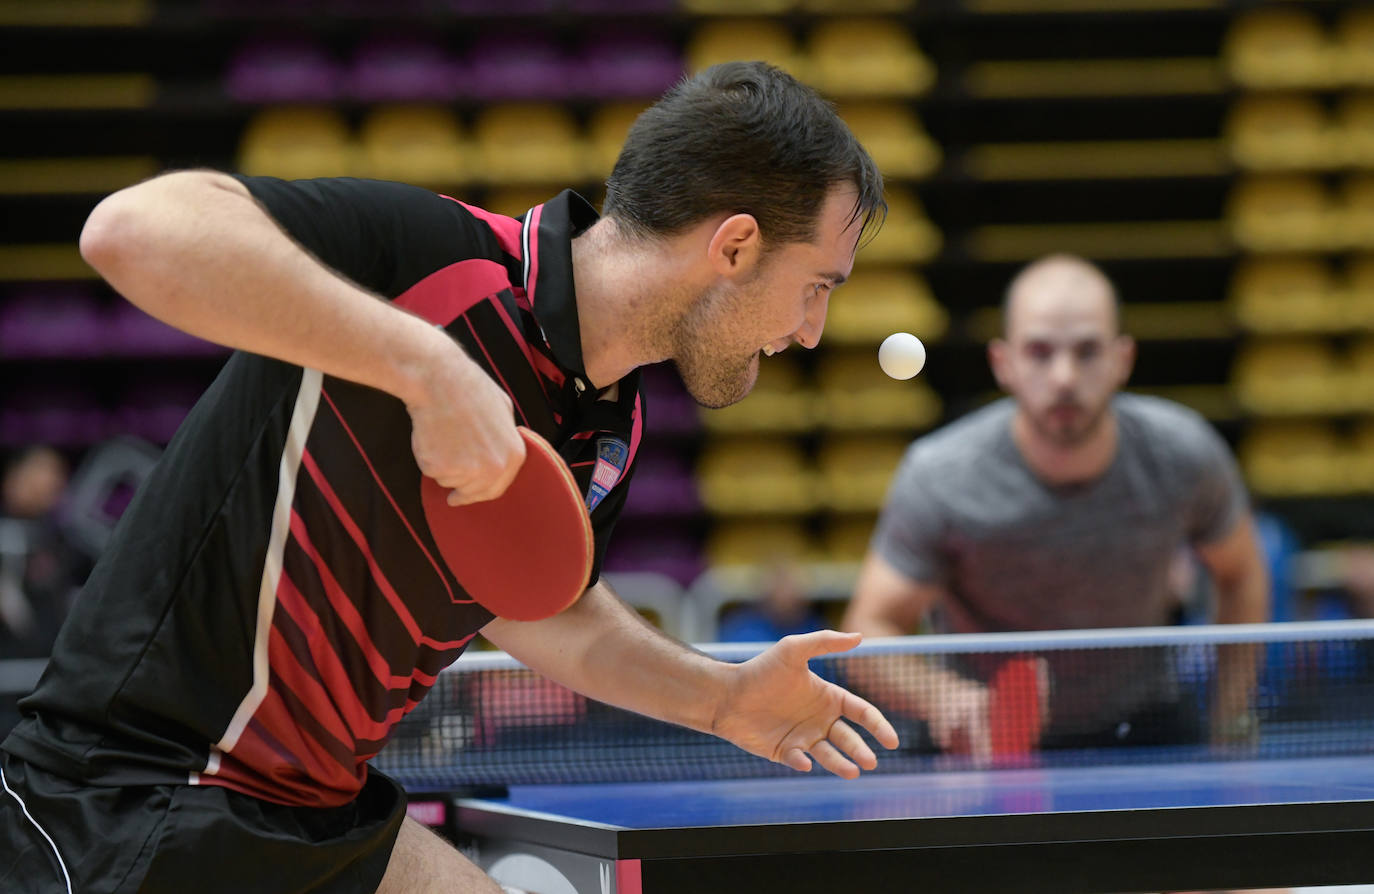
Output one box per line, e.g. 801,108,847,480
710,630,901,779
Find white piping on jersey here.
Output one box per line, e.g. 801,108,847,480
1,766,74,894
207,367,324,768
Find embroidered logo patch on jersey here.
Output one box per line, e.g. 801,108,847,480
587,436,628,512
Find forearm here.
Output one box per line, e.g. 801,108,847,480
481,582,729,735
79,170,456,406
1211,557,1270,737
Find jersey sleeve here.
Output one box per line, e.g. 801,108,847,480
233,175,493,299
869,445,949,586
1180,415,1250,546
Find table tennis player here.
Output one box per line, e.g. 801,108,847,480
0,63,899,894
842,254,1270,759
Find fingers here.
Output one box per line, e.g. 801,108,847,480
809,739,859,780
433,426,528,506
842,692,900,751
827,718,877,772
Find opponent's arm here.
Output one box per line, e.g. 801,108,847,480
482,581,899,778
1196,513,1270,742
843,554,999,759
79,170,521,502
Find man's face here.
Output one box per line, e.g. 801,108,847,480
672,187,862,408
992,277,1134,448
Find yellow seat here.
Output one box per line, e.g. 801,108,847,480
587,101,649,179
822,516,879,564
237,107,355,180
860,187,942,263
471,104,587,185
699,355,814,434
1232,338,1350,415
799,0,907,10
681,0,794,14
1350,417,1374,489
1342,175,1374,248
1346,255,1374,328
1229,256,1344,333
696,439,820,515
705,520,819,568
357,105,466,186
807,19,935,97
1224,8,1337,90
1225,94,1335,171
824,266,948,346
1337,7,1374,86
1227,176,1338,252
814,349,942,431
816,436,908,512
1338,93,1374,168
837,102,941,179
1239,421,1349,496
479,187,556,219
686,20,808,79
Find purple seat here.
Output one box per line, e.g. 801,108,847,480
105,302,227,358
0,288,105,359
603,527,705,587
225,37,344,103
462,31,576,100
575,30,683,98
349,36,464,102
639,363,700,436
444,0,556,14
110,382,206,444
0,388,108,448
620,447,700,518
564,0,676,12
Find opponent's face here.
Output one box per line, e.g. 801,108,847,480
673,187,862,408
991,284,1134,448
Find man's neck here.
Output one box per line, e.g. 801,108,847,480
1010,407,1119,487
570,218,695,390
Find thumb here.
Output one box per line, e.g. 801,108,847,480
782,629,863,663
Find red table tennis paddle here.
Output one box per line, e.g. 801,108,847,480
420,427,593,621
988,656,1045,758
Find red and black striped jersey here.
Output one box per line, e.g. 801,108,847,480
5,178,644,807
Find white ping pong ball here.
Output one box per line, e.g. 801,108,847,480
878,332,926,380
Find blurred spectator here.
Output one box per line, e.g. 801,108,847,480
717,564,827,643
1,447,90,735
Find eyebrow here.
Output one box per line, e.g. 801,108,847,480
820,272,848,286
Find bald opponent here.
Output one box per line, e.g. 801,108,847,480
843,254,1269,757
1,63,897,894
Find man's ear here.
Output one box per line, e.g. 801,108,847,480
989,338,1012,391
707,213,762,280
1114,334,1137,386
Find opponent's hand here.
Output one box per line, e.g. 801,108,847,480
406,340,525,506
923,676,993,762
710,631,900,779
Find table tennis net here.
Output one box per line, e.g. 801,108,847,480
375,621,1374,790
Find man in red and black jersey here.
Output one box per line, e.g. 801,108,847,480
1,63,895,894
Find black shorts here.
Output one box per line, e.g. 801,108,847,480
0,751,406,894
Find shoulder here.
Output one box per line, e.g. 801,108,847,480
1115,392,1230,467
904,399,1014,474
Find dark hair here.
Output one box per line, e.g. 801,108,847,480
603,61,885,249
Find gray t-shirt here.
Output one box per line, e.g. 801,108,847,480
873,393,1247,634
871,394,1250,737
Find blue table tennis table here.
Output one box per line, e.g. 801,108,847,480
417,754,1374,894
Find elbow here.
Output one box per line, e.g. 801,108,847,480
79,187,136,276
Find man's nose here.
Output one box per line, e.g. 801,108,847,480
794,291,829,350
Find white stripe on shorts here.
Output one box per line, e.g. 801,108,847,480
1,766,73,894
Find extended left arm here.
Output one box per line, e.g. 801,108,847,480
1196,513,1271,741
482,580,899,777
